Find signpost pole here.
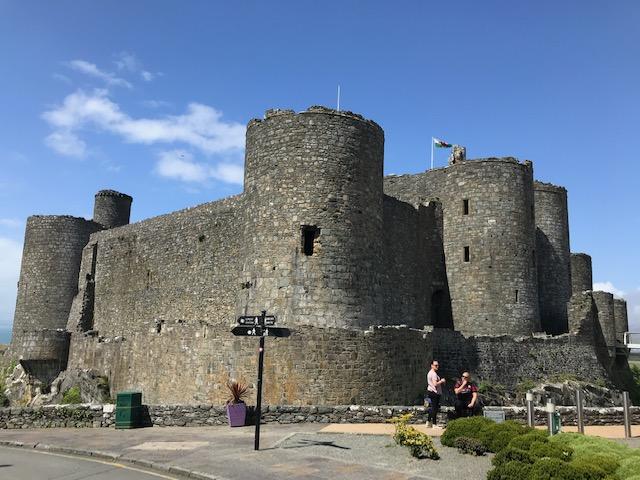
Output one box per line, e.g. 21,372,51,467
254,311,266,451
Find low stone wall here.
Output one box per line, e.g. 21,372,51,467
1,404,639,429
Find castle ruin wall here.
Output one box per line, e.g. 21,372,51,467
571,253,593,293
240,107,384,329
591,291,617,356
534,181,571,335
385,158,540,336
9,215,101,360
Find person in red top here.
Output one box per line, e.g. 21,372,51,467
454,371,479,418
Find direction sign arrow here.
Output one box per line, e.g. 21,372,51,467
262,327,290,338
237,315,276,326
232,325,264,336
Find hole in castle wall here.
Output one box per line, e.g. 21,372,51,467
464,246,470,262
463,199,469,215
301,225,320,256
515,289,519,302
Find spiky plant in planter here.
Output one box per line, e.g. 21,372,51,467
225,380,249,427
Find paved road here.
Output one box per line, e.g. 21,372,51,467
0,446,184,480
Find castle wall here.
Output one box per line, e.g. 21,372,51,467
9,216,101,359
382,196,424,327
592,291,616,356
571,253,593,293
613,298,629,342
93,190,132,229
534,181,571,335
69,325,431,405
431,329,609,396
385,158,540,336
67,196,244,340
240,107,384,329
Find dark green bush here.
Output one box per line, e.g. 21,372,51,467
529,441,573,461
508,430,549,450
453,436,487,456
440,416,494,447
479,420,531,452
492,446,536,467
569,459,609,480
486,461,532,480
529,457,585,480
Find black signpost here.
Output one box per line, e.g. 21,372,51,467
231,310,290,450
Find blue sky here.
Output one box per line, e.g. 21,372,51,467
1,1,639,341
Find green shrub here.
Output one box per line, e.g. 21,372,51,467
569,459,609,480
61,386,82,404
453,436,487,456
389,413,439,460
508,430,549,450
551,433,639,463
572,454,619,476
478,420,531,452
618,457,640,479
529,457,584,480
529,441,573,461
492,446,536,467
440,416,494,447
486,461,533,480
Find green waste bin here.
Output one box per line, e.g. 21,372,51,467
115,391,142,429
551,412,562,435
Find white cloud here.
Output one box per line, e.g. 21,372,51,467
52,73,72,84
0,237,22,328
593,281,625,298
67,60,132,89
45,130,87,157
141,71,155,82
625,287,640,335
113,52,158,82
42,89,245,157
155,150,243,185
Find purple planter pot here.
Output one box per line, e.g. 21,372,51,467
226,402,247,427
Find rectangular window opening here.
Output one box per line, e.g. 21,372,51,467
463,199,469,215
463,246,470,262
515,289,519,302
302,225,320,256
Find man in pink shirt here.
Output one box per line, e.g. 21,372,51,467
426,360,446,428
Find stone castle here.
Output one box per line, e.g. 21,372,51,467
5,106,633,405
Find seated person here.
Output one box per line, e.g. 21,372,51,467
454,371,479,417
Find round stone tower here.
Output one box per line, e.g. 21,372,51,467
571,253,593,293
534,181,571,335
9,215,101,360
613,298,629,343
592,290,616,356
425,158,540,336
240,106,384,329
93,189,133,229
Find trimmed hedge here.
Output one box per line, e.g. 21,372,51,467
507,430,549,450
453,436,487,456
478,421,532,453
528,441,573,462
492,447,536,467
486,460,532,480
440,416,494,447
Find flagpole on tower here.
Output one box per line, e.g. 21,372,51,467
337,85,341,112
430,137,434,170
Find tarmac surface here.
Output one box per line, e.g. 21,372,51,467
0,423,638,480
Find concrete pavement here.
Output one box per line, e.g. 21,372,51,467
0,423,637,480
